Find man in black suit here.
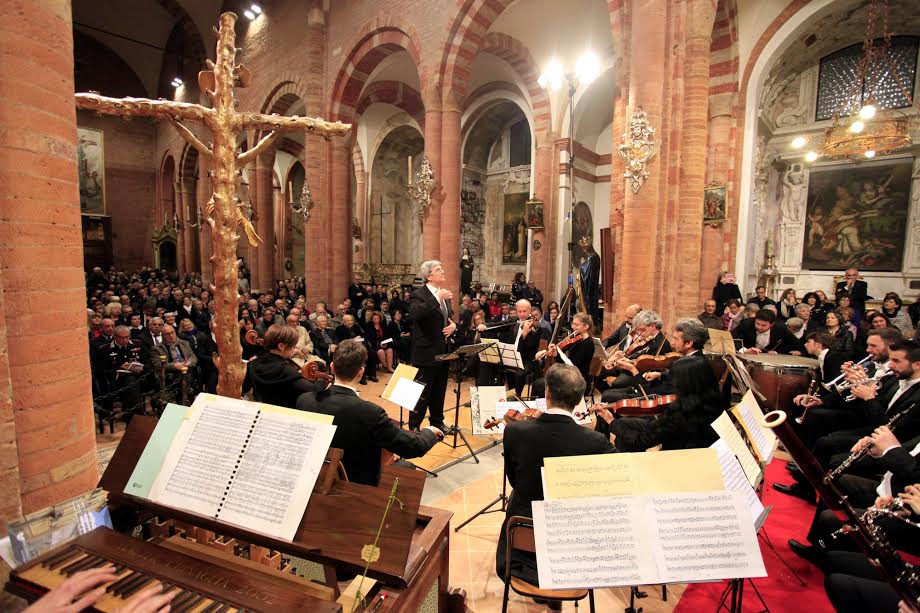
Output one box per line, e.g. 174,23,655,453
408,261,456,431
602,303,642,350
496,364,615,589
746,285,776,309
733,310,794,354
835,268,870,319
136,316,164,349
474,299,542,394
296,340,442,487
347,275,367,313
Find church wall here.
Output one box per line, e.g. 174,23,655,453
77,112,156,271
481,166,531,285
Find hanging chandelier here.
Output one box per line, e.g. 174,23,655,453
792,0,917,162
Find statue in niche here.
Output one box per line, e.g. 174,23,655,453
781,163,807,223
460,247,474,296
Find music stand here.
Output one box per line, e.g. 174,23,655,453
435,342,494,465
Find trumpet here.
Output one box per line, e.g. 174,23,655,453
822,355,873,393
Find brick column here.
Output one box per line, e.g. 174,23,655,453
674,2,717,316
702,92,735,301
174,187,186,276
0,0,99,516
354,162,368,265
303,134,329,304
197,159,213,286
439,105,461,298
423,106,442,261
329,136,351,305
251,154,274,293
529,138,554,295
178,186,194,273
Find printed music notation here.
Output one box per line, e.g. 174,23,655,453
533,491,766,590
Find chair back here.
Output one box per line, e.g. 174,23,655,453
503,515,537,581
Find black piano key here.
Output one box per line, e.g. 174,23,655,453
107,570,140,594
47,549,83,570
58,553,91,574
211,604,229,613
113,572,147,596
172,592,197,610
42,546,78,568
62,554,99,575
177,595,206,613
170,590,192,606
199,601,223,613
121,576,156,598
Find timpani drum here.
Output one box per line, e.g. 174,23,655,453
739,354,818,412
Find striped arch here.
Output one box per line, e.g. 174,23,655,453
477,32,551,141
329,17,425,124
355,80,426,131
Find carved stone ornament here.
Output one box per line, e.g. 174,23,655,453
409,157,435,225
291,179,314,223
617,107,658,194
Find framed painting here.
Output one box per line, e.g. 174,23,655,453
77,127,106,214
525,198,544,229
703,184,727,225
802,159,912,271
502,193,528,264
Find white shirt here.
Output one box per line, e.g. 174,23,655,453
877,439,920,497
755,330,770,350
544,407,578,422
336,382,360,397
818,348,829,374
888,376,920,409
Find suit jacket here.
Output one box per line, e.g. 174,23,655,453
820,349,851,384
835,279,869,311
493,317,542,363
348,283,367,309
409,286,451,367
296,386,436,486
879,434,920,497
732,318,794,353
857,376,920,435
152,338,198,371
503,414,615,520
603,321,631,349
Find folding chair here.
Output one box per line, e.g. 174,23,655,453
501,515,595,612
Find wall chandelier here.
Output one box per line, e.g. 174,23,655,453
791,0,916,162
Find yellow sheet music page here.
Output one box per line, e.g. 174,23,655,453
543,454,637,499
637,448,724,493
711,411,762,486
382,363,419,401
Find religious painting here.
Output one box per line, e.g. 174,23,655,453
703,184,727,224
77,127,105,214
571,201,594,262
525,198,544,229
502,193,528,264
802,159,912,271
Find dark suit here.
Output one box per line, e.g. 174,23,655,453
603,321,631,350
496,413,615,583
408,286,452,429
732,319,795,353
348,283,367,312
476,318,542,394
296,385,437,486
835,279,869,315
194,332,218,394
310,326,335,363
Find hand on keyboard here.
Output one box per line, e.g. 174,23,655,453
24,567,117,613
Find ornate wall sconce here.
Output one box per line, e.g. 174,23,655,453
408,156,435,225
289,180,314,223
617,107,658,194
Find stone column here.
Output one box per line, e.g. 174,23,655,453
354,161,368,265
330,136,352,304
423,105,442,261
439,104,462,298
252,153,274,293
529,138,554,295
174,185,186,276
303,134,329,304
701,93,735,300
197,159,213,286
0,0,99,518
179,185,197,273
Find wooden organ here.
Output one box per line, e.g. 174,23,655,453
6,416,466,612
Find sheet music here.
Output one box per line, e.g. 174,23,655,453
535,491,764,589
150,400,256,517
497,341,524,369
534,497,649,589
387,377,425,411
710,412,761,487
710,440,765,527
471,386,509,434
218,407,335,541
732,391,776,462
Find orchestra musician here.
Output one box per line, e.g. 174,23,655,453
603,303,642,350
474,299,542,394
598,310,673,396
295,339,442,487
246,324,327,408
530,312,596,398
732,310,796,354
408,260,456,432
495,364,615,602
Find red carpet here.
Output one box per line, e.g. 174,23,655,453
674,459,835,612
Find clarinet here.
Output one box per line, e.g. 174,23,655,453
827,402,917,481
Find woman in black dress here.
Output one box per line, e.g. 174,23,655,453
460,248,474,296
246,324,325,408
712,271,742,315
531,312,596,398
335,314,378,383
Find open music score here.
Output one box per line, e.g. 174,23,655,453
533,491,766,589
731,391,777,463
129,395,336,542
711,411,762,487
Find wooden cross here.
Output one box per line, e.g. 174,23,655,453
76,12,350,397
371,195,393,263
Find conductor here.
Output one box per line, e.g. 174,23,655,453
408,260,456,431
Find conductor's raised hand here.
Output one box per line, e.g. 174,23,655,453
437,288,453,302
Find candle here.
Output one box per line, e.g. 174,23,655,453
408,155,413,182
288,181,293,196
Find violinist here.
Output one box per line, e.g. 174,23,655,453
594,351,726,452
531,312,596,398
599,317,707,404
603,303,642,350
474,299,542,394
296,340,441,487
247,324,328,408
598,310,672,392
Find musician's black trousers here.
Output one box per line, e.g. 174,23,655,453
594,416,656,452
409,362,449,429
823,551,899,613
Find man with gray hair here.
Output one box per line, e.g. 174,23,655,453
408,260,456,431
603,303,643,350
795,302,822,335
598,309,672,392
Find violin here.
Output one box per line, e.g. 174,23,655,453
633,351,683,373
535,331,583,362
483,406,544,430
577,394,676,419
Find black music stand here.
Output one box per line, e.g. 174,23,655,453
455,463,508,531
434,343,494,466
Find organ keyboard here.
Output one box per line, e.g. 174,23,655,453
8,527,340,612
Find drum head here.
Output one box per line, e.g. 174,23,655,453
740,353,818,370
